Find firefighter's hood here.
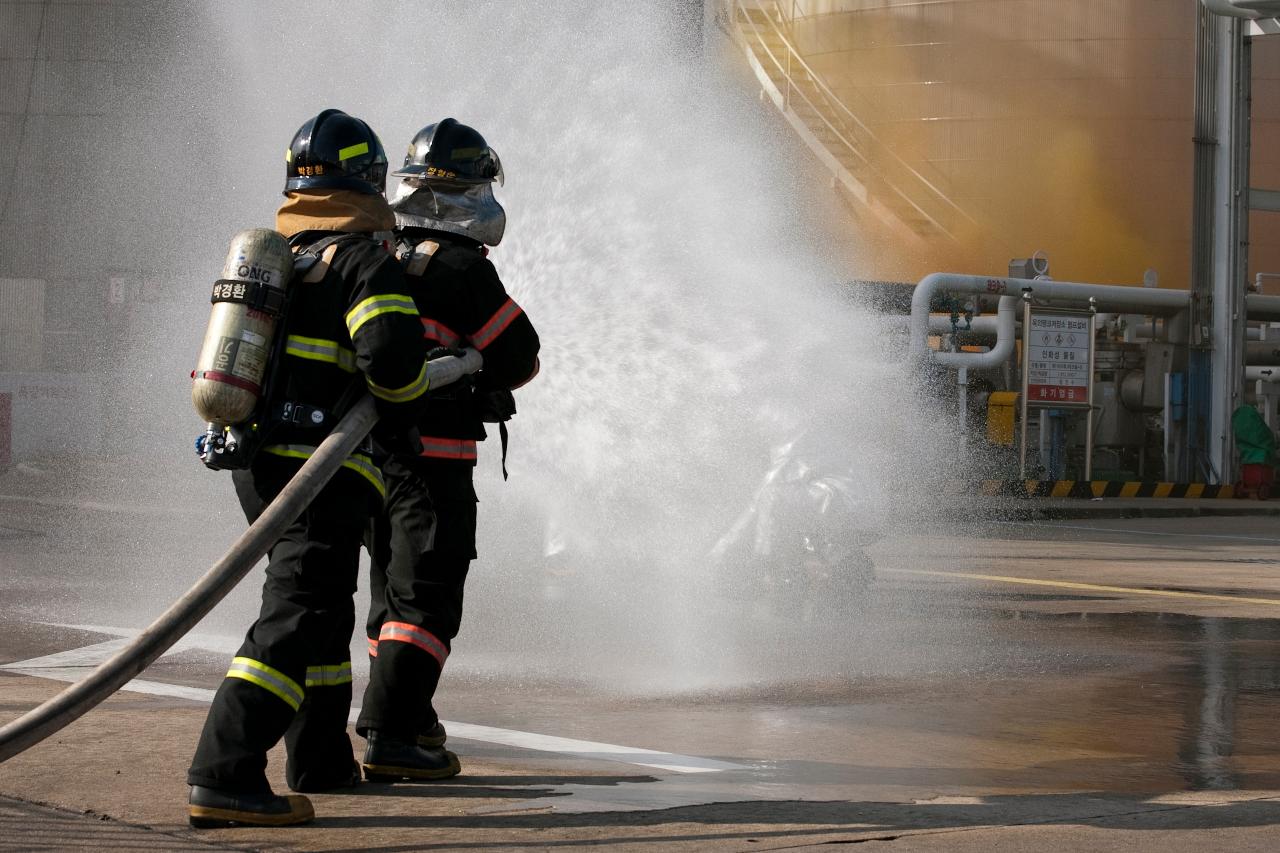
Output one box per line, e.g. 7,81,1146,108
275,188,396,237
388,179,506,246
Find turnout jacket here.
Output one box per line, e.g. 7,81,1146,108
264,228,429,496
395,228,540,465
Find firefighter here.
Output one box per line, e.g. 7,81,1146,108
357,118,540,780
187,109,430,827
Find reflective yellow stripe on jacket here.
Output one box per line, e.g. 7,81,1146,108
225,656,304,711
285,335,357,373
261,444,386,497
344,293,419,338
366,359,430,404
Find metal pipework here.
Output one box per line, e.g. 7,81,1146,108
910,273,1190,367
1245,293,1280,322
1133,319,1278,341
880,314,1004,336
929,295,1018,369
0,349,483,763
1246,365,1280,381
1245,341,1280,364
930,315,1001,336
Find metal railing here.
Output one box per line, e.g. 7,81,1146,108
727,0,977,243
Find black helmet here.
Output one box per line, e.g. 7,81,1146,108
392,118,503,186
285,108,389,196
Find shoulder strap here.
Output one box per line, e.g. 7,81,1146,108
291,233,371,284
397,239,441,278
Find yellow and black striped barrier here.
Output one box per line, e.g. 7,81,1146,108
974,480,1237,499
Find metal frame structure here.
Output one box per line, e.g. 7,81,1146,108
1194,0,1280,483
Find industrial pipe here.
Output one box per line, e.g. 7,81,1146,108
931,315,1001,336
0,349,483,763
881,314,1004,336
1245,293,1280,322
910,273,1190,365
930,295,1018,369
1245,341,1280,364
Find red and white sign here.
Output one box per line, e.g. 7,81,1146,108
1026,312,1091,405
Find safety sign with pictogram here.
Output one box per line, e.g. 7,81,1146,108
1025,311,1091,406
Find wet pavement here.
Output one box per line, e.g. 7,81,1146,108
2,493,1280,849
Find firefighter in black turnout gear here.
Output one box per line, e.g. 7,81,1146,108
357,118,540,780
187,109,430,828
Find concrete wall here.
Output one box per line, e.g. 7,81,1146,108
0,0,151,461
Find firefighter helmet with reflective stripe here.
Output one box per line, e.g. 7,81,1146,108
285,109,389,196
393,118,503,186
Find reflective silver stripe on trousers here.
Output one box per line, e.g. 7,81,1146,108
304,662,353,687
225,657,304,710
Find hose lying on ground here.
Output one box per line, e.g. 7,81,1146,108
0,348,482,763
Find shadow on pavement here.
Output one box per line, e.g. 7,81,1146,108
308,794,1280,851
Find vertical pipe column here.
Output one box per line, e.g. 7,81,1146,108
1190,5,1219,482
1019,291,1032,480
1211,18,1250,483
1192,7,1251,483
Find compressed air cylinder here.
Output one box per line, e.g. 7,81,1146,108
192,229,294,427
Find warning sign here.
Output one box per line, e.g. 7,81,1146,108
1026,311,1091,405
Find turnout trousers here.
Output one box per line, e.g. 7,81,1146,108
187,458,375,793
358,457,477,739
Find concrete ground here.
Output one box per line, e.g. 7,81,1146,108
2,481,1280,850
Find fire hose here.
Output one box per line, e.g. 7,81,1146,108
0,348,482,763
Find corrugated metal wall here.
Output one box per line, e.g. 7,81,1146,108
790,0,1279,287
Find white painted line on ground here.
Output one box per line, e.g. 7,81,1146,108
994,519,1280,544
0,638,135,670
2,635,746,775
437,722,745,774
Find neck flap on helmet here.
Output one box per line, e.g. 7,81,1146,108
388,179,506,246
276,188,396,237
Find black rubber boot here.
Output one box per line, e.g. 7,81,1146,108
287,759,362,793
417,720,447,749
188,785,314,828
363,730,461,782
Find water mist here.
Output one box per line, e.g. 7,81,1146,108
40,0,958,695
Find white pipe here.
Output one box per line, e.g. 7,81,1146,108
930,315,1001,335
1246,293,1280,321
910,273,1189,363
929,295,1017,369
880,314,1004,335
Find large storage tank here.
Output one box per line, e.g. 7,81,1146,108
786,0,1280,287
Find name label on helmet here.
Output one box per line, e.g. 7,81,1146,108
424,166,457,180
295,165,326,177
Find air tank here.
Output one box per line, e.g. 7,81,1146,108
192,229,294,427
